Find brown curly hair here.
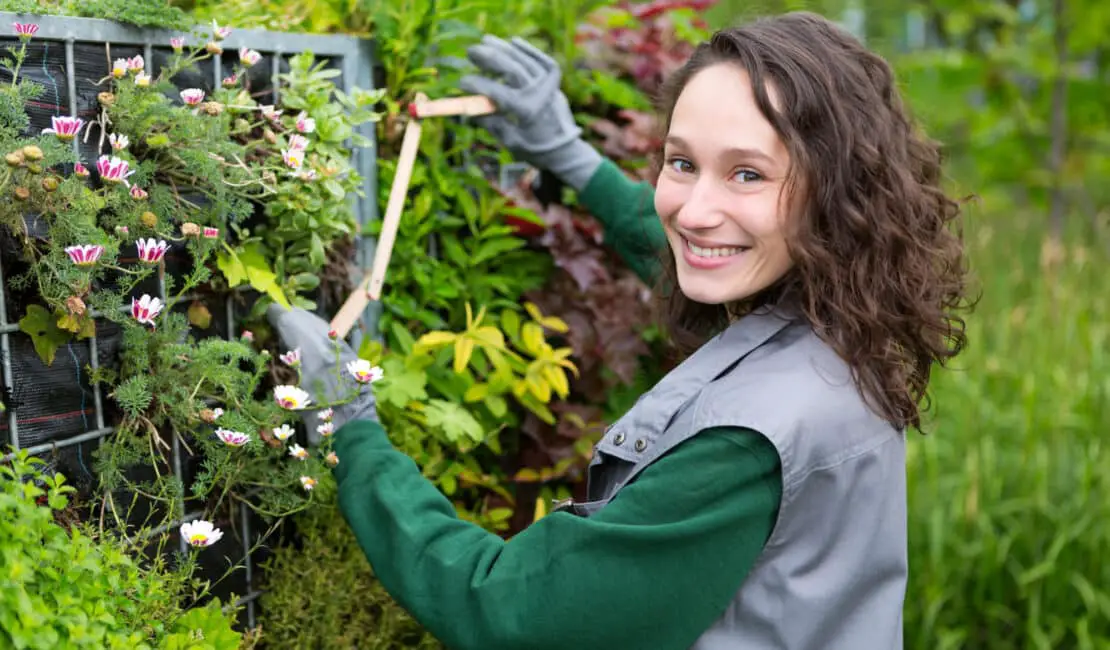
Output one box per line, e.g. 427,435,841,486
650,12,973,431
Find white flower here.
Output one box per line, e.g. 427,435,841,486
318,408,333,423
299,475,317,491
180,519,223,548
109,133,129,150
216,428,250,447
279,348,301,367
288,443,308,461
294,111,315,133
316,422,334,438
112,58,128,78
274,385,311,410
134,72,151,87
281,148,303,170
239,47,262,67
287,134,309,152
180,88,205,106
272,424,295,442
347,359,383,384
260,105,282,123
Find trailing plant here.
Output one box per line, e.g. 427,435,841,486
0,0,194,30
0,448,245,649
256,478,443,650
0,17,386,640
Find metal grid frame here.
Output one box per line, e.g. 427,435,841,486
0,11,379,627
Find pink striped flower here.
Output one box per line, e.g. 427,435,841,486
13,23,37,40
238,47,261,67
216,428,250,447
222,74,238,88
73,162,89,177
129,185,147,201
170,37,185,52
131,294,164,326
294,111,315,134
180,88,205,106
202,227,219,239
136,238,168,264
42,116,84,142
287,134,308,152
127,55,144,73
65,244,104,267
346,359,383,384
211,20,231,40
279,348,301,367
96,155,135,187
260,105,282,123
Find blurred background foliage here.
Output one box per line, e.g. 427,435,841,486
156,0,1110,647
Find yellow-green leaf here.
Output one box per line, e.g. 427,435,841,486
470,325,505,349
543,364,570,399
464,382,489,402
521,322,545,355
526,369,551,403
524,301,544,323
454,336,475,373
500,309,521,340
540,316,569,333
416,331,457,347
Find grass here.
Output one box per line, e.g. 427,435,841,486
906,203,1109,649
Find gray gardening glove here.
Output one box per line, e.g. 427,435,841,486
459,34,602,191
266,304,378,442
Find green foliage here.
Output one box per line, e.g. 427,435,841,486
0,449,241,649
0,0,194,29
257,480,443,650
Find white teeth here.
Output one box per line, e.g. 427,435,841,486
687,241,744,258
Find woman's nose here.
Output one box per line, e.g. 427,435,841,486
676,177,728,230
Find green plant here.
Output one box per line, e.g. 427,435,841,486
0,0,194,29
256,477,442,649
0,448,243,649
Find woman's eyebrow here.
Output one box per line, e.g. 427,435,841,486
664,134,776,165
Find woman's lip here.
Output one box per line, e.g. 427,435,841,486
681,234,751,249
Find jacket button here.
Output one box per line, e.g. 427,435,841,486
613,432,626,445
634,438,647,452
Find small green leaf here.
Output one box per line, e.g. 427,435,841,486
19,305,71,366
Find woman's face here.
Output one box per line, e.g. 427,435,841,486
654,62,796,305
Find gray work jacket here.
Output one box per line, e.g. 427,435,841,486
562,304,907,649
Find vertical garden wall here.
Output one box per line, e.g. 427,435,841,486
0,9,383,640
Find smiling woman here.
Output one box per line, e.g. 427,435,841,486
266,12,973,650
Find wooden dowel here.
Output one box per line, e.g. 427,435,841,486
408,94,496,119
329,99,426,339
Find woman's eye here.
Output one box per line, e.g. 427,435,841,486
734,169,762,183
668,158,694,174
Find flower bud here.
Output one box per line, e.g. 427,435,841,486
181,222,201,237
21,145,43,161
205,41,223,55
41,176,59,192
263,128,277,145
66,295,86,316
141,211,158,228
98,92,115,106
199,408,219,424
26,163,42,174
5,151,23,167
13,187,30,201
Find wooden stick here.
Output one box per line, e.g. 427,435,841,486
329,97,427,339
408,94,496,119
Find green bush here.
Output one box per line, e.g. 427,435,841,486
0,449,243,649
255,477,442,649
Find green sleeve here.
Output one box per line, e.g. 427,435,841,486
577,158,668,286
332,419,782,650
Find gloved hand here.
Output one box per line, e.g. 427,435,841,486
459,34,603,192
266,304,379,442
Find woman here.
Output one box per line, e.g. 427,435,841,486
270,12,970,649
